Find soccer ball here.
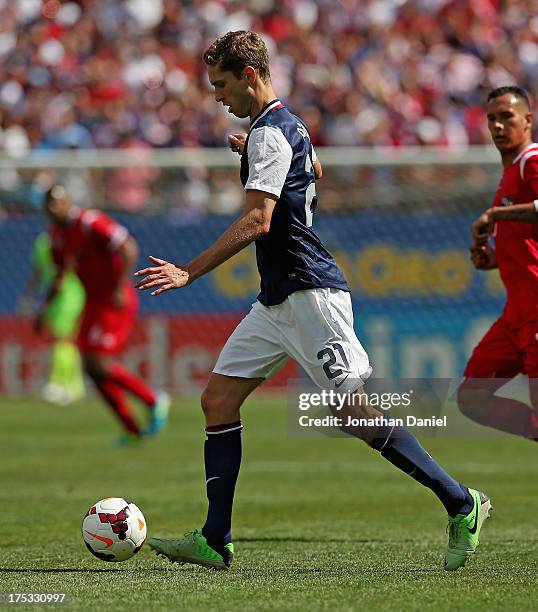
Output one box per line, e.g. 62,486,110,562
82,498,147,562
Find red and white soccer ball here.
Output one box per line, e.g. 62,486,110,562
82,498,147,562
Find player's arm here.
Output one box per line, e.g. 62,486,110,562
33,267,65,334
469,242,498,270
474,159,538,237
488,202,538,222
472,159,538,239
314,159,322,180
136,126,291,295
88,213,138,307
113,235,138,307
185,190,276,282
134,191,276,295
311,145,322,180
471,203,538,244
472,203,538,244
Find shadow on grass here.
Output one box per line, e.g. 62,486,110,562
0,568,177,573
235,537,538,546
235,537,405,543
0,566,443,575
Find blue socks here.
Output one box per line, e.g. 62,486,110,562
370,424,473,517
201,421,243,547
199,417,472,549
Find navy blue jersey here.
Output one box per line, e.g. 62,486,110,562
241,99,349,306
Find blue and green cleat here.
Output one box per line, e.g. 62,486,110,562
144,391,170,437
445,487,492,570
114,432,146,448
149,530,234,570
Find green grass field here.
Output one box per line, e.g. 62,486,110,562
1,395,537,611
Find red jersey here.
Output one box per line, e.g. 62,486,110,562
51,208,130,302
492,142,538,325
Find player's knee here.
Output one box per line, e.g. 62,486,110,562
201,387,237,423
331,398,379,440
456,384,472,417
456,381,491,421
83,356,107,381
527,373,538,402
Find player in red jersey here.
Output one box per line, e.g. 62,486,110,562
37,185,169,444
458,86,538,440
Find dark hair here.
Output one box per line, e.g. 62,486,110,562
44,184,67,203
487,86,531,110
203,31,270,82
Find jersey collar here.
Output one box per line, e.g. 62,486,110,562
250,99,284,131
512,142,538,165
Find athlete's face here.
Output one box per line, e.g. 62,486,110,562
45,191,71,225
207,64,252,119
487,93,532,154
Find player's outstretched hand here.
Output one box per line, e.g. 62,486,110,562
134,256,189,295
228,133,247,155
471,210,494,244
470,242,497,270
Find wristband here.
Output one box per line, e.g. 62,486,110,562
534,200,538,212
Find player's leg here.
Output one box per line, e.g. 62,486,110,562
78,300,144,440
42,291,85,404
107,359,171,437
285,289,490,569
53,276,86,401
522,319,538,437
98,286,169,433
457,317,538,439
79,290,168,438
64,340,85,400
150,302,287,569
83,352,142,439
529,377,538,430
286,290,473,515
150,375,262,569
46,340,84,402
330,387,473,514
201,373,263,548
325,385,491,569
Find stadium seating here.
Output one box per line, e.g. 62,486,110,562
0,0,536,155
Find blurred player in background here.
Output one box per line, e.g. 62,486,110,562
19,231,85,405
459,86,538,440
136,30,490,572
37,185,170,445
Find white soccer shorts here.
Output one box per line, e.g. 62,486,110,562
213,288,372,392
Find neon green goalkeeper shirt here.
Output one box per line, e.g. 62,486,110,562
32,232,85,339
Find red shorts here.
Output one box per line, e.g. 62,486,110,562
78,285,139,356
464,315,538,378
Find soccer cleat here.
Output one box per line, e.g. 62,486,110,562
42,382,84,406
144,391,171,436
114,432,145,448
149,530,234,570
444,488,492,571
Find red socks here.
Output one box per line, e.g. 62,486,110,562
108,363,157,407
94,378,140,435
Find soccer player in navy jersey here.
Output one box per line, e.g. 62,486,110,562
135,30,490,571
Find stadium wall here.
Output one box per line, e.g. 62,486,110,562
0,212,502,394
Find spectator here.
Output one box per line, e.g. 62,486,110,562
0,0,535,153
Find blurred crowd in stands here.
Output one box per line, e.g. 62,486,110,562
0,0,534,214
0,0,536,156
